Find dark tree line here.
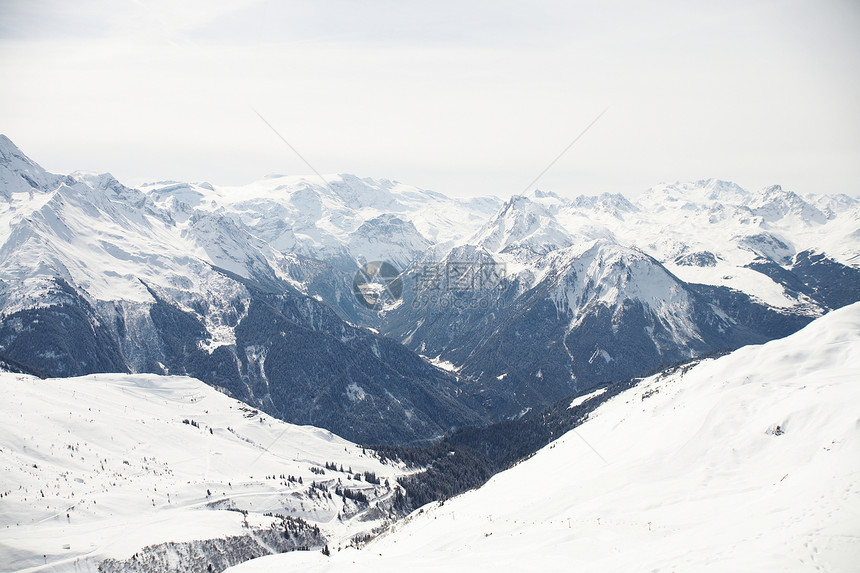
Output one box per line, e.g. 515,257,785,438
370,356,716,513
335,486,368,504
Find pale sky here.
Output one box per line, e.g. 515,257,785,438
1,0,858,199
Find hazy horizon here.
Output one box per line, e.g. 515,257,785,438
2,0,859,199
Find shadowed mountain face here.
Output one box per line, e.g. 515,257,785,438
0,273,485,445
380,240,816,419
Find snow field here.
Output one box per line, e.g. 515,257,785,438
0,374,408,572
229,303,860,572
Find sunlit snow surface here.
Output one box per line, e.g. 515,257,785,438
230,303,860,572
0,374,408,571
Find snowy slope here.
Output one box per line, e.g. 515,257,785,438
0,135,63,199
0,155,288,307
385,229,818,419
229,302,860,572
0,373,409,572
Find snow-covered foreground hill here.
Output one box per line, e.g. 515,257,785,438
0,374,408,572
229,303,860,572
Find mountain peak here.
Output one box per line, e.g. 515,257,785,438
469,194,573,256
0,135,62,196
747,184,826,224
570,192,638,214
0,133,17,152
699,178,750,201
527,188,562,200
0,134,34,166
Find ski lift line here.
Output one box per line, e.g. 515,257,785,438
251,107,338,196
520,107,609,195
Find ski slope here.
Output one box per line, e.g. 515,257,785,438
229,302,860,572
0,374,408,572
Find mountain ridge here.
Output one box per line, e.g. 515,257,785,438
0,135,857,444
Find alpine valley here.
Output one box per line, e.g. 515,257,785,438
1,135,858,572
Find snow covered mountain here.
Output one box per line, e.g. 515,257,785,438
469,194,576,257
1,134,859,572
0,136,488,445
488,179,859,305
380,179,859,417
141,173,501,268
226,301,860,573
0,371,410,572
0,135,858,443
383,235,814,418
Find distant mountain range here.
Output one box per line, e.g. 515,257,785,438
1,134,858,442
